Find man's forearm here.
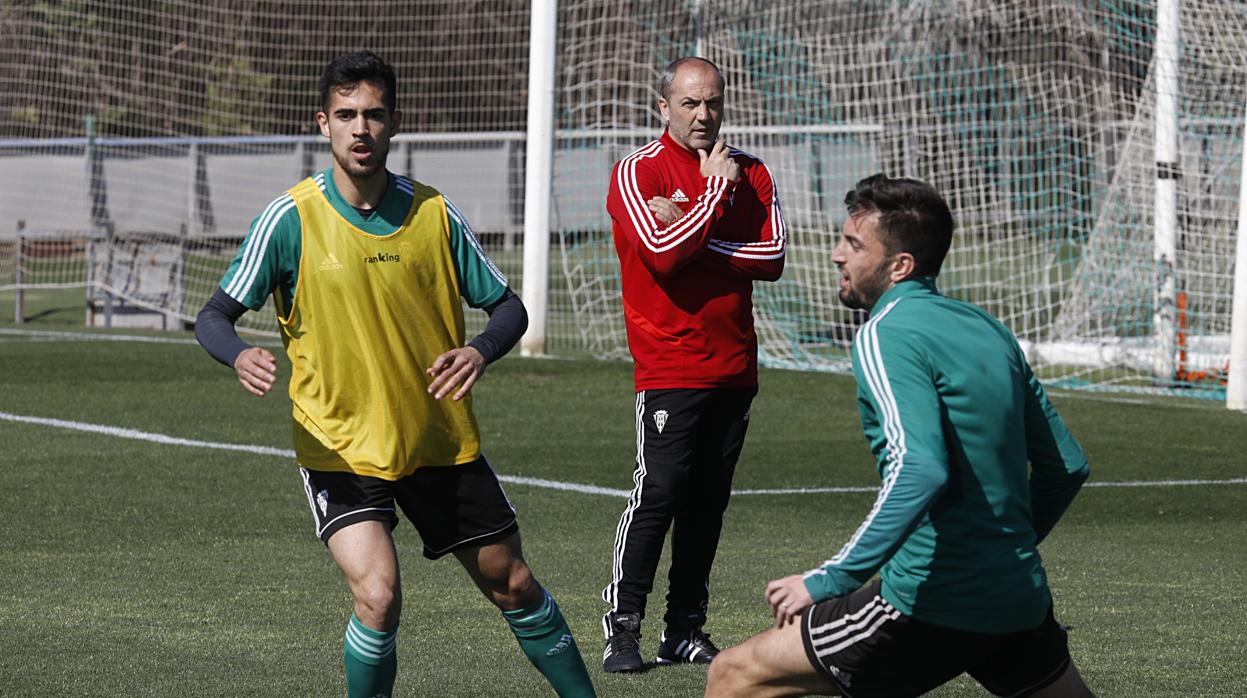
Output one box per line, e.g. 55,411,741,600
610,175,736,278
195,288,250,367
695,244,785,281
467,290,527,364
803,455,949,602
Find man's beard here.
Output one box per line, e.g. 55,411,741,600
837,265,891,312
335,147,386,178
838,286,868,310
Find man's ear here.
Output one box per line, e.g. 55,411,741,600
658,97,670,124
316,111,330,139
389,109,402,134
890,252,917,282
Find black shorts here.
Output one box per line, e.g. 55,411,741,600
801,580,1070,698
299,456,518,559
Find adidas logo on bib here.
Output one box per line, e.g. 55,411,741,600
670,188,689,203
319,253,344,271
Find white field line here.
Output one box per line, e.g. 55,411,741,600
1,328,201,345
0,411,294,457
0,328,282,346
3,411,1245,498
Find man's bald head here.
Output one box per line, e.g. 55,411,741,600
659,57,726,100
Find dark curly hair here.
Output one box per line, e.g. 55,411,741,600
845,174,955,277
319,51,397,113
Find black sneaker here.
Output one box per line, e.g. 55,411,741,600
602,613,645,673
655,625,720,665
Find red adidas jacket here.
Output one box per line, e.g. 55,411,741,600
607,129,787,391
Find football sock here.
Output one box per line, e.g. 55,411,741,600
343,613,398,698
503,588,597,697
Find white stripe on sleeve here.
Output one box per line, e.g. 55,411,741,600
614,141,730,254
445,196,508,286
225,194,295,301
706,159,786,259
825,299,906,568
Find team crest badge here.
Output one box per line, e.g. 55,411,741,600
653,409,669,434
316,489,330,516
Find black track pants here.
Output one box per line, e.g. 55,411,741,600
602,386,756,632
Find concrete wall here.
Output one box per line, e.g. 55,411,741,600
0,135,875,240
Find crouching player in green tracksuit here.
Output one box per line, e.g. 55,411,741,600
705,174,1095,698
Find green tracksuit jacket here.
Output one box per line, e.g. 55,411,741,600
803,277,1090,633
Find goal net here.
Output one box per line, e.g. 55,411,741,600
552,0,1246,396
1,1,1243,397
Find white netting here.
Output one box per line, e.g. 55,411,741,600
1,1,1244,397
549,0,1246,396
0,0,534,334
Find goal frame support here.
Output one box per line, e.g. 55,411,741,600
520,0,557,357
1227,94,1247,411
1153,0,1180,384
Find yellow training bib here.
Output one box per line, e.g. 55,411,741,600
279,177,481,480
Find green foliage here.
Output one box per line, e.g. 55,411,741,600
11,2,280,137
199,50,276,137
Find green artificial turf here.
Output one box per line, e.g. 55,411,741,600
1,332,1244,696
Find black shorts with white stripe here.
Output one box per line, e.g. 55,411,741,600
299,456,518,559
800,580,1071,698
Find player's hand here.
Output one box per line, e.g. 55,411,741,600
234,346,278,397
765,574,814,628
698,138,740,182
647,196,683,226
426,346,486,401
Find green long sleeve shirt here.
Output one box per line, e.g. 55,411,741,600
803,277,1089,633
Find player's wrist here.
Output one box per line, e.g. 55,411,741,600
802,570,832,603
801,566,857,603
466,337,495,365
228,344,254,369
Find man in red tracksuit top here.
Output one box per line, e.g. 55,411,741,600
600,56,786,674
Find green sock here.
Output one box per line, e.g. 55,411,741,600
503,588,597,697
343,614,398,698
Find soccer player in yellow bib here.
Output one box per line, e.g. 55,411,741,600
194,52,595,698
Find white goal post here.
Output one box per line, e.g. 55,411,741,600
1228,97,1247,411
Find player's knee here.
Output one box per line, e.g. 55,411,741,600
494,561,539,610
642,479,681,509
473,555,538,610
353,578,402,628
705,654,732,692
706,645,751,695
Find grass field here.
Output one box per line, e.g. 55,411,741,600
1,316,1245,696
